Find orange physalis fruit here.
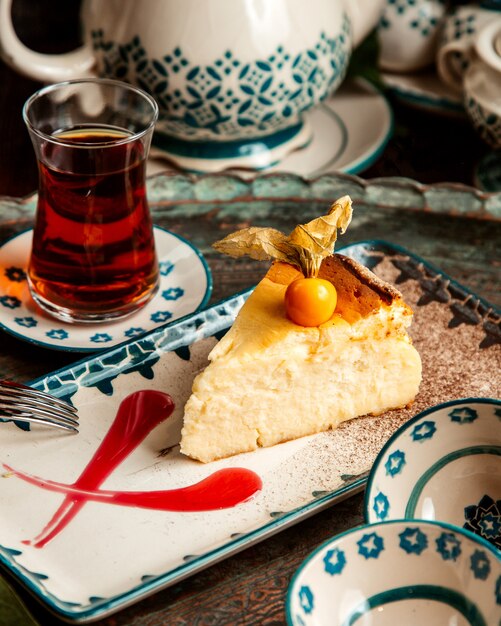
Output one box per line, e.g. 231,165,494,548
285,277,337,327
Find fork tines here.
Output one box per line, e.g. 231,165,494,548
0,381,79,432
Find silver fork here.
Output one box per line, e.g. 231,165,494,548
0,380,79,433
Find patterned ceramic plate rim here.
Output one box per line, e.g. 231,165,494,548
0,240,499,623
362,397,501,524
380,71,464,114
0,225,213,353
285,518,501,626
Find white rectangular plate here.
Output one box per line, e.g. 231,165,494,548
0,241,499,622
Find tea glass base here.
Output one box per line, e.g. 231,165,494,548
28,280,160,325
152,120,312,173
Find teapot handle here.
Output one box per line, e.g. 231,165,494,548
0,0,95,83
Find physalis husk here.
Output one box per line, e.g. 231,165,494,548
213,196,353,326
213,195,352,278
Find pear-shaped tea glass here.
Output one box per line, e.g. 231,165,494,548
23,78,159,323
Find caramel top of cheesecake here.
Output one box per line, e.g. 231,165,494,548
209,254,413,361
266,254,410,323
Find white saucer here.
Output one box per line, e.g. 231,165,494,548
0,226,212,352
149,78,393,177
381,70,464,116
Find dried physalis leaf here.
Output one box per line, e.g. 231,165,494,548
213,227,290,262
213,196,353,278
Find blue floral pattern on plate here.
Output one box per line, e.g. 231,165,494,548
0,226,212,352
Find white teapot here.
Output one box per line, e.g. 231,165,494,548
0,0,384,170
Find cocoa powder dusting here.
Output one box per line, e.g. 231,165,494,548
313,253,499,488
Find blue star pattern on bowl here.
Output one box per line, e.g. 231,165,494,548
288,521,501,626
299,586,314,614
384,449,406,476
323,548,346,575
372,492,390,521
357,532,384,559
436,531,462,561
464,495,501,549
410,420,436,441
449,406,478,424
399,527,428,554
470,549,491,580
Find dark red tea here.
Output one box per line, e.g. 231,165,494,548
28,125,158,320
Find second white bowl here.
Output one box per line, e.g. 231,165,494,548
364,398,501,550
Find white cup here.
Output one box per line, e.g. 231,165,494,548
437,3,501,93
378,0,447,73
463,20,501,148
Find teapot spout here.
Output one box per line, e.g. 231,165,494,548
344,0,385,48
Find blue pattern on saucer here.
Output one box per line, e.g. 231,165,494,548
124,327,146,338
4,267,25,282
373,491,390,520
0,226,212,352
14,316,37,328
161,287,184,301
0,295,20,309
90,333,113,344
46,329,69,341
299,586,314,615
150,311,173,323
159,260,174,276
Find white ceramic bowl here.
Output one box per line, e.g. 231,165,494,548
364,398,501,550
286,519,501,626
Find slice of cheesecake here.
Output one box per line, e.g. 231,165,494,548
180,254,422,463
